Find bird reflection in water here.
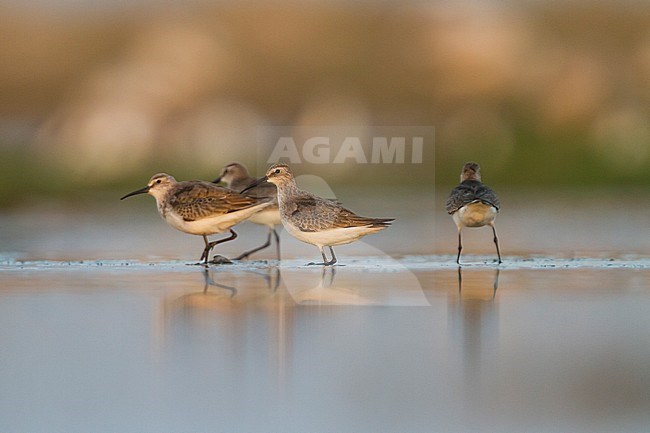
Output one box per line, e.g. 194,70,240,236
168,265,282,312
162,265,292,395
280,265,429,306
201,266,237,296
287,267,377,306
448,267,501,413
457,266,499,299
239,266,281,293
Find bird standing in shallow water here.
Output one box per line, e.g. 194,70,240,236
213,163,282,260
243,164,394,266
121,173,273,264
445,162,502,264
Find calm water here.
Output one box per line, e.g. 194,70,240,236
1,193,649,432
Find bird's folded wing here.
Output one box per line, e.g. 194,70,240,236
171,182,263,221
446,182,500,214
289,195,393,231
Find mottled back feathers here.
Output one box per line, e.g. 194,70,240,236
445,180,500,214
168,181,268,221
283,191,394,232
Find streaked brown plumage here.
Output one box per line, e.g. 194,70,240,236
213,162,282,260
121,173,272,264
168,181,265,221
284,195,393,232
243,164,393,266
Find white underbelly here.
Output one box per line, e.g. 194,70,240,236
163,202,272,235
453,201,497,228
283,220,386,247
247,207,281,227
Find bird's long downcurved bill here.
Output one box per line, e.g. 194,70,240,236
120,185,149,200
240,176,268,194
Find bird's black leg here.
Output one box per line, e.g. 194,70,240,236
456,228,463,265
200,230,238,264
307,246,337,266
307,247,327,266
324,246,337,266
234,229,272,260
490,223,502,264
200,235,211,264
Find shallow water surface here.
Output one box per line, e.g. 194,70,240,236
0,192,649,432
1,257,649,433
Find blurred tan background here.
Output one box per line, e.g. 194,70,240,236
1,1,650,206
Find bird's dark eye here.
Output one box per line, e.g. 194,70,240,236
156,179,162,184
274,169,280,174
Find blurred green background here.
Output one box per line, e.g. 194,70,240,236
1,1,649,207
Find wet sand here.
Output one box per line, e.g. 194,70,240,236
1,192,649,432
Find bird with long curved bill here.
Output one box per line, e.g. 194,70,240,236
121,173,273,264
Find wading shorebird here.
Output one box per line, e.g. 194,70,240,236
121,173,272,264
445,162,502,264
213,163,282,260
243,164,394,266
